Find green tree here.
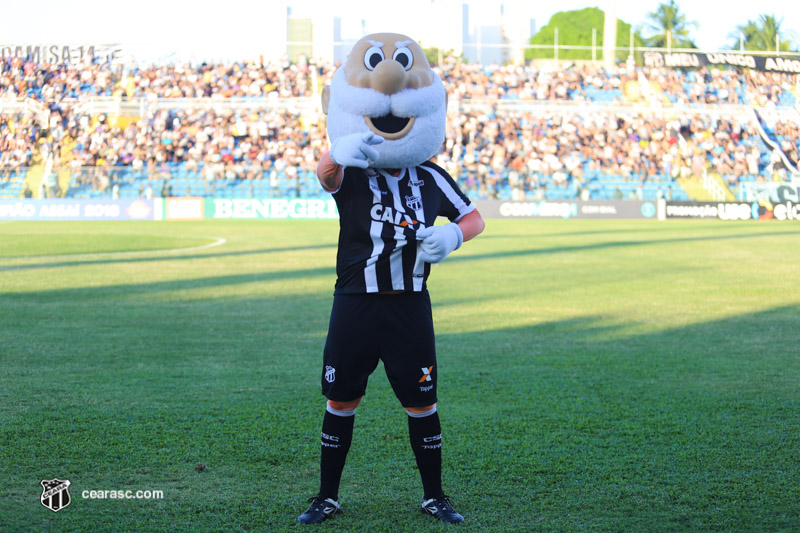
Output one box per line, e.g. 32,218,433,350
423,47,460,66
641,0,697,49
525,7,646,62
728,14,798,52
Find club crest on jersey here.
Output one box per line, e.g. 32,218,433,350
405,195,422,211
370,204,418,229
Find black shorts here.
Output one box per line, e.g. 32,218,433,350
321,290,437,407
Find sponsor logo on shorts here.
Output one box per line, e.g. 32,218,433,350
419,366,433,383
419,384,433,392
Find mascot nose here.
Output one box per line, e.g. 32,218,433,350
371,59,407,96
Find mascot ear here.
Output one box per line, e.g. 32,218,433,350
321,85,330,115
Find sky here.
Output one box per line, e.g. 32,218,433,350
0,0,797,63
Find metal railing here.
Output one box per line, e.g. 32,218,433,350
0,166,31,198
0,97,48,120
3,93,759,119
476,99,752,117
64,96,321,117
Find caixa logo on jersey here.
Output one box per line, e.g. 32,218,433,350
40,478,72,512
369,204,419,229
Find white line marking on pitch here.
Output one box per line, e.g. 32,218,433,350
0,236,227,261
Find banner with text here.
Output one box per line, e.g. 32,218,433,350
473,200,659,219
0,44,123,65
665,201,800,221
0,198,677,221
643,51,800,74
0,199,155,220
740,182,800,203
205,198,339,219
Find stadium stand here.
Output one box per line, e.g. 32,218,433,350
1,54,799,201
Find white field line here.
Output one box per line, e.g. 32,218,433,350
0,236,227,261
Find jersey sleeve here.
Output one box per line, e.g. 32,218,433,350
421,161,475,222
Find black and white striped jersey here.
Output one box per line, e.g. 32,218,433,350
329,160,475,294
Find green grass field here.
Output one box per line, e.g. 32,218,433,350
1,219,799,532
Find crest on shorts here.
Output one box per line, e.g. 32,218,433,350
325,365,336,383
40,478,71,512
405,195,422,211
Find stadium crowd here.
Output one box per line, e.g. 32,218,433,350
1,53,798,199
4,54,796,106
0,55,324,101
441,108,769,198
0,113,36,176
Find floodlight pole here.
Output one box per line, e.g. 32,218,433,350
602,2,617,69
555,27,559,63
629,28,633,58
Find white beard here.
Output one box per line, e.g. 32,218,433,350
326,68,447,168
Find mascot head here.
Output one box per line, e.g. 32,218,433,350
322,32,447,169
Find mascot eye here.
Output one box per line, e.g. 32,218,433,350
392,47,414,70
364,46,385,70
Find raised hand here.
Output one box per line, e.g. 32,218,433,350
330,132,385,169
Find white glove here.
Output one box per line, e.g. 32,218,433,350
415,222,463,264
329,131,384,168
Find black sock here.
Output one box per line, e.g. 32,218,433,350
407,408,443,500
318,405,355,501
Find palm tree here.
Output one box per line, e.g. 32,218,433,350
641,0,698,49
728,14,797,52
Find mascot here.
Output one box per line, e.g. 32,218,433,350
297,32,485,525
